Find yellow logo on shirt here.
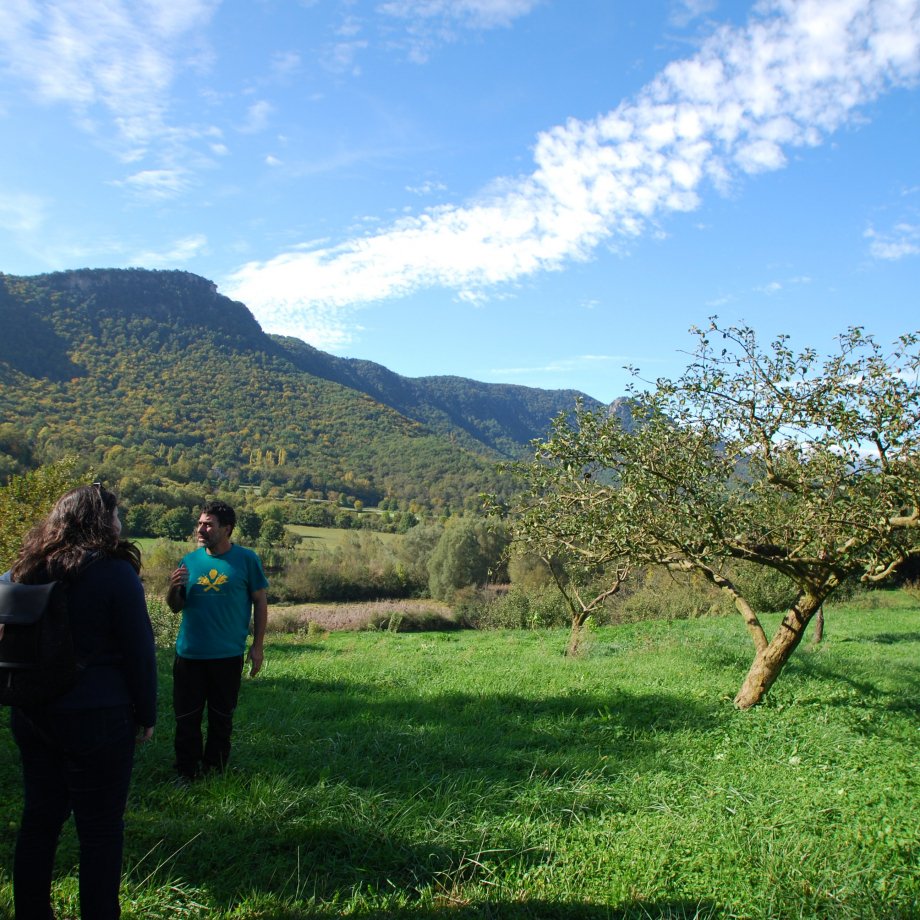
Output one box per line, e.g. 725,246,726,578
197,569,229,592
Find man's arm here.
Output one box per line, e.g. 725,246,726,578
247,588,268,676
166,564,188,614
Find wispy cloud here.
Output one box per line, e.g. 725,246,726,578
0,191,47,233
754,274,812,295
116,168,193,201
0,0,218,158
333,0,542,68
239,100,273,134
668,0,718,29
491,353,663,385
130,234,209,267
865,222,920,260
226,0,920,345
380,0,542,30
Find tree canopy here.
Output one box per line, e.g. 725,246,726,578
0,458,82,571
502,322,920,708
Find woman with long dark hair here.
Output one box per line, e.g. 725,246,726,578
7,483,157,919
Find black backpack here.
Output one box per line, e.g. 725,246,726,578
0,580,77,707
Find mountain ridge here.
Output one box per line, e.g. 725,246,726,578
0,268,609,509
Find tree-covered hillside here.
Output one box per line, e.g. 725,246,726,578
0,269,596,511
274,335,604,455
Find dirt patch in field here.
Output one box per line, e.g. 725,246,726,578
269,598,462,633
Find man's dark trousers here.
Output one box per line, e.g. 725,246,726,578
173,655,244,778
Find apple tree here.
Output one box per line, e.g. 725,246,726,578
502,322,920,708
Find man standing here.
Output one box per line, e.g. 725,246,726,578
166,500,268,783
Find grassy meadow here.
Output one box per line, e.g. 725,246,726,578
286,525,403,551
134,525,401,559
0,594,917,919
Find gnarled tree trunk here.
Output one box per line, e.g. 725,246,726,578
734,595,823,709
811,606,825,645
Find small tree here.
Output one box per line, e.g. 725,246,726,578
0,458,81,571
236,508,262,542
156,507,195,542
428,518,508,601
259,519,286,547
504,322,919,708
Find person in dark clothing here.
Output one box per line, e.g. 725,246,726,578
5,483,157,920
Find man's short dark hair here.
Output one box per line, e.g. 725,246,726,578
200,500,236,531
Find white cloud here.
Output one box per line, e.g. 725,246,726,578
865,222,920,259
373,0,541,63
322,39,369,75
378,0,542,31
0,0,218,160
226,0,920,347
130,234,209,267
491,353,633,380
0,191,47,233
755,274,812,295
407,180,448,196
669,0,718,28
270,50,302,80
239,100,273,134
116,168,192,200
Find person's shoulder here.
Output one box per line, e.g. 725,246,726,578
83,556,140,584
95,555,136,574
230,544,262,561
183,547,207,564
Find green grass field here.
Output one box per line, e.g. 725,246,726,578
286,524,403,550
1,595,917,918
134,526,400,557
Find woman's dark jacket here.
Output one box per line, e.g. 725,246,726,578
10,557,157,728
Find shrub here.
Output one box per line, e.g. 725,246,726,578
463,584,570,630
364,608,464,632
507,551,556,592
146,595,181,649
610,567,734,623
273,534,425,603
428,518,508,601
139,539,185,594
728,560,799,613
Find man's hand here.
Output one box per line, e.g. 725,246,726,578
137,726,154,744
166,564,189,613
247,644,264,677
168,564,189,590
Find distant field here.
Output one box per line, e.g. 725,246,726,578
286,524,402,550
132,525,401,558
1,592,916,918
134,536,185,557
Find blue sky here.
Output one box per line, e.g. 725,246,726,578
1,0,918,403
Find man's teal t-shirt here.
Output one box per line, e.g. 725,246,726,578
176,544,269,659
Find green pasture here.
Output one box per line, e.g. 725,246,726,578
286,524,402,551
133,527,401,558
1,594,917,918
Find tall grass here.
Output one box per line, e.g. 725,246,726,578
0,594,917,918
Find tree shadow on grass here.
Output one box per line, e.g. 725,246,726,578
843,630,920,645
227,899,724,919
119,674,720,914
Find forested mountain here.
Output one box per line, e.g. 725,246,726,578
0,268,603,510
274,335,602,456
